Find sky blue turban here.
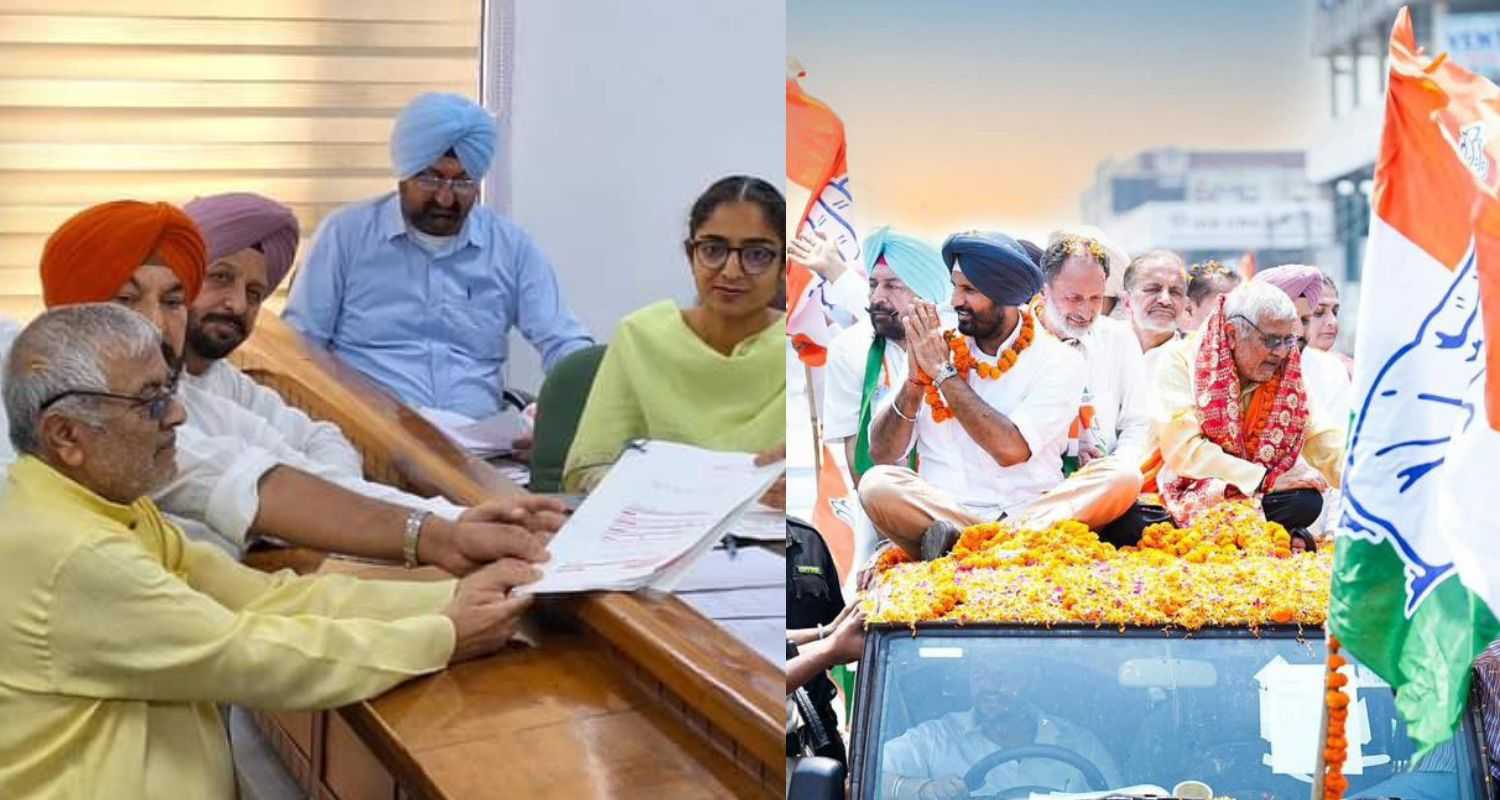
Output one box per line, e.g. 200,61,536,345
940,231,1043,306
390,93,498,180
863,227,950,305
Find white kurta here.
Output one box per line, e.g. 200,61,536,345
1065,316,1152,463
183,359,364,477
873,322,1086,520
821,320,908,582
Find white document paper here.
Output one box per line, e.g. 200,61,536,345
672,546,784,592
524,440,783,594
418,406,530,458
727,507,787,542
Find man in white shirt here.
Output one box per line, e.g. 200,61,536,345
1019,237,1155,543
820,228,952,575
1117,249,1189,375
28,200,562,571
880,662,1121,798
182,192,364,478
1046,224,1128,318
860,231,1085,559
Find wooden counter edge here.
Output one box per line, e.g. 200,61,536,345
571,591,784,770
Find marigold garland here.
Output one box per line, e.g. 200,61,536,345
1323,635,1350,800
863,502,1329,631
915,307,1036,422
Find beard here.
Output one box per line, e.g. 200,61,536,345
407,200,468,236
956,306,1006,340
868,304,905,340
1044,297,1094,340
186,313,248,362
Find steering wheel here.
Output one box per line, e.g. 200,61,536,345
962,744,1110,794
983,784,1063,800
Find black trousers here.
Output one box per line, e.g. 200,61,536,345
1097,488,1324,547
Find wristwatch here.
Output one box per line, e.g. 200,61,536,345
931,362,959,390
403,509,433,569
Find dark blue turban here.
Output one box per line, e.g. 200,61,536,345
940,231,1043,307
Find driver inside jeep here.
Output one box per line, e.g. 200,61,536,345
879,662,1121,799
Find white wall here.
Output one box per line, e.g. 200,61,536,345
497,0,785,392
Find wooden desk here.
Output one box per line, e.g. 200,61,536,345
232,313,783,799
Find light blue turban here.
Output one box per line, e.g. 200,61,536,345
390,93,498,180
862,227,950,305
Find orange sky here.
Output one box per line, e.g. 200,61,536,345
788,1,1333,244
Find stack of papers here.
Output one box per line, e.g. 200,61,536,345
524,440,783,594
726,507,786,542
418,407,530,458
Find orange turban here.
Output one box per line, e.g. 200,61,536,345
40,200,206,308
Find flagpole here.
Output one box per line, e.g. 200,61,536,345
1310,688,1329,800
805,362,822,477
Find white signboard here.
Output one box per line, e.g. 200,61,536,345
1112,202,1334,252
1441,13,1500,82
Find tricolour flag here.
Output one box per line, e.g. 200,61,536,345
1331,7,1500,751
787,68,863,367
811,444,856,582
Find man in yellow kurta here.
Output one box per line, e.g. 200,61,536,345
0,304,539,798
1148,281,1344,527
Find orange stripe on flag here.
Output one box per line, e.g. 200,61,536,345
787,78,845,224
811,445,854,582
1376,7,1500,268
1379,6,1500,430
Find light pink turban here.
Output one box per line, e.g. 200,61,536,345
182,193,300,292
1255,264,1325,309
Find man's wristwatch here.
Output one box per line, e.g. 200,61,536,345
931,362,959,390
403,510,433,569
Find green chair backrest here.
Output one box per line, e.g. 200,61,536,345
529,344,608,493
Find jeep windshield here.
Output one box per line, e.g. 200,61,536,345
852,626,1484,800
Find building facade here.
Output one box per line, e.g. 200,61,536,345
1081,148,1336,271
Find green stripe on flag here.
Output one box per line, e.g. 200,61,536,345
1330,536,1500,751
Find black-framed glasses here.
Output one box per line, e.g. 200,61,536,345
39,381,178,423
686,239,781,275
1230,314,1299,352
410,175,480,197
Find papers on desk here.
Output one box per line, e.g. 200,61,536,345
672,542,785,665
418,406,530,458
524,440,782,594
726,507,786,542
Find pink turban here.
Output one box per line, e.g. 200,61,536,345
1255,264,1325,309
182,193,300,292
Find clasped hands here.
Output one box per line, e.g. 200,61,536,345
903,301,952,384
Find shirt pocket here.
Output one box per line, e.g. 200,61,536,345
448,301,505,361
791,572,832,604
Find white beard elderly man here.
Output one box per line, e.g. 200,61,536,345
0,305,540,798
1019,237,1156,544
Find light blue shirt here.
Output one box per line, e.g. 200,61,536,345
283,193,594,418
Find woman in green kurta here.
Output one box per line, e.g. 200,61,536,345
563,176,787,501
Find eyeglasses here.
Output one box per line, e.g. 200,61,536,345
686,239,781,275
410,175,480,197
39,381,178,423
1230,314,1299,352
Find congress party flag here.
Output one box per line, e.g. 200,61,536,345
787,67,863,367
1330,7,1500,751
